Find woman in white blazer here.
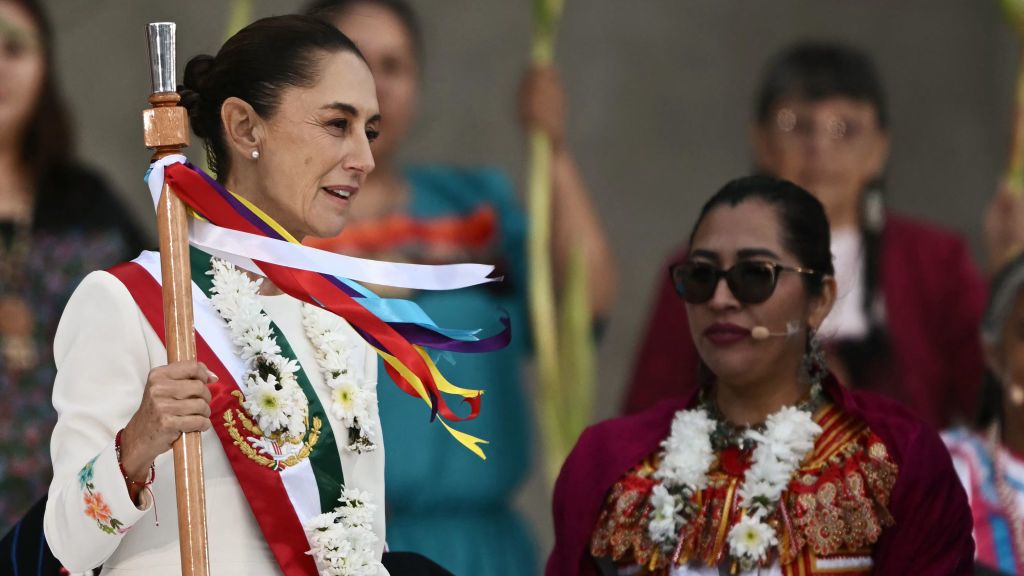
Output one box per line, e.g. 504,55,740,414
44,15,389,575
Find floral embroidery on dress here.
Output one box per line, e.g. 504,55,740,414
78,455,127,535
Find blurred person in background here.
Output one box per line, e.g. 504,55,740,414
945,249,1024,574
0,0,144,531
626,41,992,430
304,1,618,574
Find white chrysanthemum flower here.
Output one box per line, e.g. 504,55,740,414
277,357,300,377
305,511,341,533
726,515,777,562
341,506,376,529
738,479,785,508
246,380,291,434
321,347,355,373
286,415,307,440
742,456,791,499
655,409,716,489
340,487,372,506
240,336,279,361
647,484,683,544
331,380,364,424
764,407,820,454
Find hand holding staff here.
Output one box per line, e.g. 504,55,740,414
141,22,210,576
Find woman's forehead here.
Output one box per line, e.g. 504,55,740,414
281,51,379,118
690,201,785,256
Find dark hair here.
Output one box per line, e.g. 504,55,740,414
688,175,834,295
975,253,1024,428
756,42,891,388
178,15,365,180
755,41,887,130
8,0,74,181
303,0,423,59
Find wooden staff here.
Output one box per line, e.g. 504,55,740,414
142,22,210,576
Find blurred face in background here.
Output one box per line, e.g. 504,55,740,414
0,1,44,141
752,97,890,229
332,2,419,165
992,290,1024,411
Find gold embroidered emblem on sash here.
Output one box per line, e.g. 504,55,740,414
223,390,321,470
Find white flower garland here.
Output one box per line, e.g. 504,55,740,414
648,403,822,570
304,487,384,575
209,258,308,454
302,304,379,453
210,258,383,572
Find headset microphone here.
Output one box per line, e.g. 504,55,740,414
750,321,801,340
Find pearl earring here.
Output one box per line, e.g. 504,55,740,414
251,150,260,160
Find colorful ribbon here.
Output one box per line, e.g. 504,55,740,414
147,156,509,458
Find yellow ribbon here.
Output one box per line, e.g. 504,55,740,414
374,345,489,460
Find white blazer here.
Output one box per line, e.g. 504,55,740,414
43,268,388,575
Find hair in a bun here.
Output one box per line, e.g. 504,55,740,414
177,54,214,140
173,16,364,180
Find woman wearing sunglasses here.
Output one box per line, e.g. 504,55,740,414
547,176,973,575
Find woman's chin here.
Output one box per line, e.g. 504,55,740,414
305,218,348,240
701,354,761,385
699,343,757,371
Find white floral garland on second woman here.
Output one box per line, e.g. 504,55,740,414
648,402,822,570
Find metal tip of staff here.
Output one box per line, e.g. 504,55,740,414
147,22,177,94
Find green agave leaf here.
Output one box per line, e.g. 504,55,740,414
533,0,565,35
557,246,595,456
226,0,253,39
1002,0,1024,35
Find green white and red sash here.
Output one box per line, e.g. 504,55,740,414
108,250,351,575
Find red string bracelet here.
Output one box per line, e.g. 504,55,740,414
114,428,158,526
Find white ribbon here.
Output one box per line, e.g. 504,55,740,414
145,155,497,291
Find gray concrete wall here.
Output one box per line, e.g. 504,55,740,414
44,0,1018,567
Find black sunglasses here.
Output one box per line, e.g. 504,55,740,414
669,260,820,304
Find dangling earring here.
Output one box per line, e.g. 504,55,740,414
802,328,827,389
862,182,886,234
251,149,260,160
